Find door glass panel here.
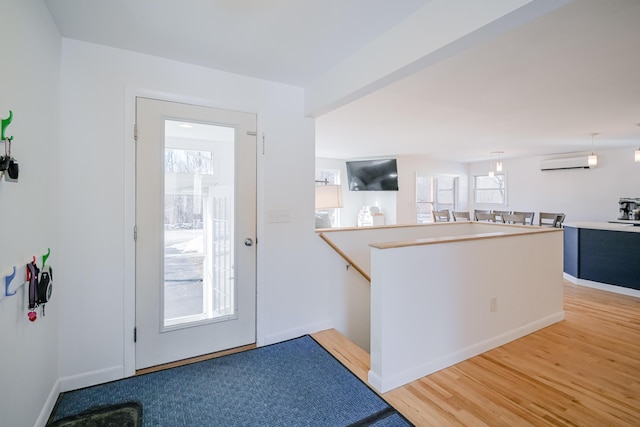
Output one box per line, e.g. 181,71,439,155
163,120,235,329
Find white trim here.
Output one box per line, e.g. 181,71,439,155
58,365,124,393
34,379,61,427
123,87,137,378
254,121,265,348
563,273,640,298
368,311,565,393
262,320,334,346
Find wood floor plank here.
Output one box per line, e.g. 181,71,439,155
313,282,640,426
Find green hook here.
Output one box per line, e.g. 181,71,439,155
1,110,13,142
42,248,51,268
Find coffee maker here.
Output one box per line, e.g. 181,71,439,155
618,198,640,220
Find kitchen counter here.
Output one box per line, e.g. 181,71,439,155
608,219,640,226
564,222,640,291
564,221,640,231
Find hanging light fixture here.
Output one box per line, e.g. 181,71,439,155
588,133,598,166
488,151,503,175
488,152,495,177
635,124,640,162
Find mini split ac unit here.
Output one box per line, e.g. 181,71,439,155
540,156,591,171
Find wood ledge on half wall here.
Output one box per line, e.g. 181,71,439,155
316,221,562,250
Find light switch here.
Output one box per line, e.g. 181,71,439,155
267,210,291,223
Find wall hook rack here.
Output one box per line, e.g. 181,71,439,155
1,110,13,142
5,266,17,297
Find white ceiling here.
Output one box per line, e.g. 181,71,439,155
43,0,427,86
317,0,640,162
44,0,640,163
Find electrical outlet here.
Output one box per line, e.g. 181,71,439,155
490,296,497,312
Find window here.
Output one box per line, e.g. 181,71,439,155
316,169,339,187
474,174,506,204
416,174,458,223
165,148,214,174
315,168,341,227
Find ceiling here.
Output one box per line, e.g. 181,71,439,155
44,0,640,163
317,0,640,162
43,0,427,86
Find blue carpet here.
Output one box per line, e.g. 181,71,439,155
50,335,412,426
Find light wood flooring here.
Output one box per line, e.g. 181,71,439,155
313,282,640,426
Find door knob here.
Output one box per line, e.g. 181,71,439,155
244,238,254,247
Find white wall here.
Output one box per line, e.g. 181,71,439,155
468,149,640,222
315,221,538,351
315,235,372,349
369,226,564,392
57,39,327,390
0,1,61,426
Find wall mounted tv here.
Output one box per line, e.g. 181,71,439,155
346,158,399,191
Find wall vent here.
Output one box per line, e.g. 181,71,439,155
540,156,591,171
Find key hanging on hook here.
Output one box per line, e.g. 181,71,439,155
0,128,9,173
26,258,39,322
0,111,15,179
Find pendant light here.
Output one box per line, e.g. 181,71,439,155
635,124,640,162
488,152,495,177
588,133,598,167
488,151,503,176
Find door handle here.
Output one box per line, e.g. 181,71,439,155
244,238,254,247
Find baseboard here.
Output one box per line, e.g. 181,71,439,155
564,273,640,298
262,320,334,346
34,378,61,427
58,365,124,393
369,311,565,393
367,371,383,394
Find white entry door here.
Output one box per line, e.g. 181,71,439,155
135,97,256,370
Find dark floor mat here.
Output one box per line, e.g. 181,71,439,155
48,401,141,427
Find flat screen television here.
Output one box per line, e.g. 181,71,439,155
346,158,399,191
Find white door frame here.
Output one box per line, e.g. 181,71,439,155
122,88,264,377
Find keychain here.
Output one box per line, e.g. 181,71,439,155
1,110,18,182
25,254,53,321
0,136,18,182
26,260,39,322
38,266,53,317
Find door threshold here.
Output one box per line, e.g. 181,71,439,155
136,343,256,375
